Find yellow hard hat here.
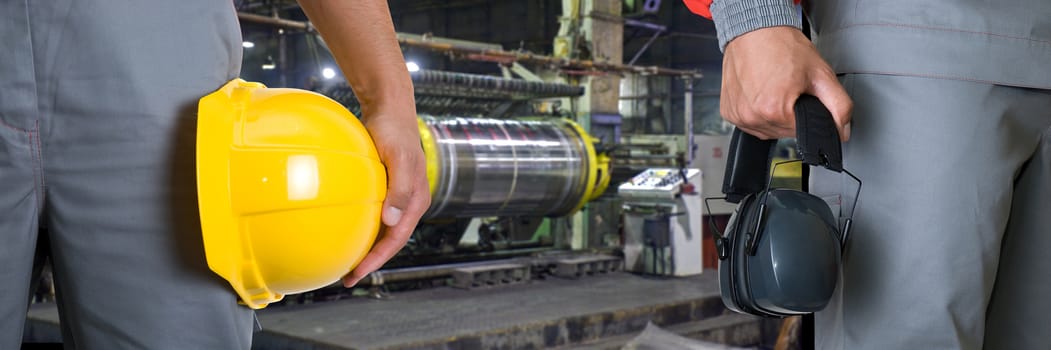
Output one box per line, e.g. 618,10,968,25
196,79,386,309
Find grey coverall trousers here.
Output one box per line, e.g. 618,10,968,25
811,75,1051,350
1,1,255,348
804,0,1051,348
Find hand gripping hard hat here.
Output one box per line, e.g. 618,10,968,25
196,79,386,309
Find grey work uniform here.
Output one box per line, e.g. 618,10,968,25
710,0,1051,348
808,1,1051,349
1,1,254,349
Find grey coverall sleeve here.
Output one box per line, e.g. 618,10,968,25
709,0,802,51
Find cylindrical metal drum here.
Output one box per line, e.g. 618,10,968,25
418,116,607,219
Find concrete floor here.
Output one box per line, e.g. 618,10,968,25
26,270,777,349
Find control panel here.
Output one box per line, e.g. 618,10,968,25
619,168,700,200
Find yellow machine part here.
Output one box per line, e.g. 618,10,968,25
417,118,440,198
771,157,804,178
197,79,386,309
562,118,610,212
590,153,612,202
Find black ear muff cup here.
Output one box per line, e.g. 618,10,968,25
718,184,845,317
744,190,842,315
709,95,861,318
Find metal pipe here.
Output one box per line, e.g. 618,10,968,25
359,262,472,286
235,12,702,78
275,8,288,87
618,94,669,100
398,35,701,77
684,77,694,167
355,249,623,287
355,258,528,287
628,29,664,66
237,12,311,31
623,17,668,66
623,18,668,32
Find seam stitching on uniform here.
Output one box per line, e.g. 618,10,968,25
845,70,1051,89
34,120,46,211
843,22,1051,44
0,118,29,133
28,129,41,213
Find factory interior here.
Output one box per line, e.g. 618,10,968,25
25,1,809,349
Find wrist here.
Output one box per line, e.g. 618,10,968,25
360,105,417,128
711,0,802,52
355,86,416,124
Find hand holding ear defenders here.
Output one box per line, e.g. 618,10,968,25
706,95,861,317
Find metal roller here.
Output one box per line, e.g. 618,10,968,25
419,116,610,219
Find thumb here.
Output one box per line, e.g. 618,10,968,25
381,153,416,227
808,71,854,141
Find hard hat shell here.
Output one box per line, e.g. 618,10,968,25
197,79,385,309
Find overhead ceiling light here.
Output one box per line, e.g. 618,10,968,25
242,41,255,49
406,61,421,72
322,67,337,79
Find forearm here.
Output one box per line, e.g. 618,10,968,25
298,0,415,123
710,0,801,51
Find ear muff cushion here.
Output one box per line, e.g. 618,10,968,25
735,193,760,313
719,194,750,314
736,193,782,317
730,195,754,313
730,194,770,316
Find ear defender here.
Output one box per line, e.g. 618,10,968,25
705,95,862,317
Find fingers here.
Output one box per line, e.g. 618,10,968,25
380,150,419,227
746,94,799,139
343,169,430,287
723,85,798,140
344,115,432,287
807,68,854,141
719,26,852,142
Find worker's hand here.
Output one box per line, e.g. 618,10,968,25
342,111,431,287
720,26,852,141
298,0,429,287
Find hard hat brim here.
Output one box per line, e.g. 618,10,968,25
197,79,274,308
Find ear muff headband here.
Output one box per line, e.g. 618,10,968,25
722,95,847,198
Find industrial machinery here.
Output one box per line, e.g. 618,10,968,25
317,70,616,269
419,116,610,219
619,168,704,276
331,69,614,222
232,10,710,298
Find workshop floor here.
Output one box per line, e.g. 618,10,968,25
25,270,778,349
